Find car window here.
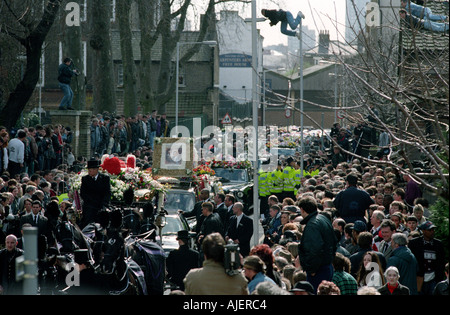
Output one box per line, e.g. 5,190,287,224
162,216,185,236
213,168,248,183
164,191,195,214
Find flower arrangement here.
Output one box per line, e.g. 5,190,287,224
207,159,252,170
110,178,130,201
69,155,170,203
192,164,215,176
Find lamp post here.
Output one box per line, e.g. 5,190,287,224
176,40,217,127
298,17,305,178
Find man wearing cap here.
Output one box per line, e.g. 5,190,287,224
290,280,315,295
243,255,276,294
79,159,111,229
166,230,200,291
408,221,445,295
333,173,374,223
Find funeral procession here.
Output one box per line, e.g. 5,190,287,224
0,0,448,305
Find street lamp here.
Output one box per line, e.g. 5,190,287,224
176,40,217,127
298,17,305,179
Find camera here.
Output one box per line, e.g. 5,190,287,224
224,240,240,276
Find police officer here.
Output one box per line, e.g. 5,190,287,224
258,169,270,217
282,157,296,200
269,161,284,201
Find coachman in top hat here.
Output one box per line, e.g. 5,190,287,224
79,159,111,229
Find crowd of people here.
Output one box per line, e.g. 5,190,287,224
0,108,448,296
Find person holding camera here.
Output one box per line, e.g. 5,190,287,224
183,232,249,295
58,57,79,110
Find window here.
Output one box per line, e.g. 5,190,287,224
111,0,116,22
117,63,123,87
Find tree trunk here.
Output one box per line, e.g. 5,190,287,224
89,0,116,114
63,1,86,110
136,0,158,113
0,0,63,130
117,0,138,116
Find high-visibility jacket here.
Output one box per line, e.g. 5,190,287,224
293,168,304,189
282,166,295,192
270,169,283,194
258,172,270,197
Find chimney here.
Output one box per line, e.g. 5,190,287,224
318,30,330,55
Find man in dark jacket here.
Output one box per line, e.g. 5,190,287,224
333,173,374,223
408,221,446,295
0,234,24,295
79,159,111,229
298,195,338,292
166,230,199,291
180,188,211,234
197,202,224,245
57,57,79,110
261,9,305,37
387,232,419,294
225,202,253,257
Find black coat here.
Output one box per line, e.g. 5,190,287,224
408,236,446,282
0,248,24,294
378,283,410,295
226,214,253,257
298,211,338,274
198,213,224,241
80,172,111,227
166,244,200,290
216,203,228,227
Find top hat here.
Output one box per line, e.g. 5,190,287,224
87,159,100,169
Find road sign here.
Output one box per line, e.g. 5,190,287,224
337,109,346,119
285,108,292,118
221,113,232,124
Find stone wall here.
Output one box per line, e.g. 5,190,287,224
49,110,92,159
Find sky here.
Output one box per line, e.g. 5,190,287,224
190,0,348,46
252,0,347,46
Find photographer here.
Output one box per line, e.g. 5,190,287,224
57,57,79,110
183,232,249,295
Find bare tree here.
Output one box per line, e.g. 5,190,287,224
0,0,63,129
89,0,116,114
117,0,138,116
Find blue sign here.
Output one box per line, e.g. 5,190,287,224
219,53,252,68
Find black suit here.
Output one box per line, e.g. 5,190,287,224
20,213,48,237
183,199,210,234
226,214,253,257
166,244,200,291
216,203,228,226
80,172,111,228
198,212,224,243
